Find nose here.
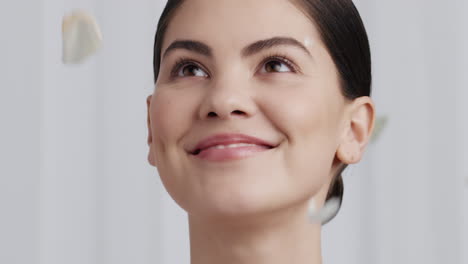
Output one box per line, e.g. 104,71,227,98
197,77,257,120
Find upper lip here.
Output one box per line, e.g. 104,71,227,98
188,133,277,155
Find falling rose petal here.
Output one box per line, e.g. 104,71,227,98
62,10,102,64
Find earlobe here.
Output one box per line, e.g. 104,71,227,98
336,96,375,164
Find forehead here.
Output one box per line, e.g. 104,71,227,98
162,0,321,54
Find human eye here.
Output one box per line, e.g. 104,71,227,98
170,57,209,78
258,53,300,74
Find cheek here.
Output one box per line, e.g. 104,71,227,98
259,81,341,190
278,90,334,163
149,89,196,204
261,84,332,142
150,89,196,156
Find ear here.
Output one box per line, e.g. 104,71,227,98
336,96,376,164
147,95,157,167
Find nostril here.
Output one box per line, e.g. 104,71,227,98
207,112,217,117
231,110,245,115
206,110,245,118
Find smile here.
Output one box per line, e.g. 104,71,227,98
201,143,263,151
188,133,277,162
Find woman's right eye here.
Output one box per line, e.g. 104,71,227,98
173,61,209,78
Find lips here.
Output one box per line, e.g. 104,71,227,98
189,133,276,155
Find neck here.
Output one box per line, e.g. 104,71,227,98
188,201,322,264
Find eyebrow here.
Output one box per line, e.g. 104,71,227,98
162,36,312,59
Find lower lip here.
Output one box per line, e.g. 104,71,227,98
194,145,272,162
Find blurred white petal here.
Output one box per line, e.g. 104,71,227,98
62,10,102,64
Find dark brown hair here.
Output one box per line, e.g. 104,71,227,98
152,0,372,224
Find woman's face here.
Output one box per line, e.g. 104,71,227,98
147,0,350,219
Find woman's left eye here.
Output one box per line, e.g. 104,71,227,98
259,57,296,74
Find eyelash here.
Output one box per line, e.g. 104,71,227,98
169,53,300,78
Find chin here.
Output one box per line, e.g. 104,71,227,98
186,184,298,222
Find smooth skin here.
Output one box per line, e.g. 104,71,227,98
146,0,375,263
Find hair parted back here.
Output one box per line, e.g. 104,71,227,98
152,0,372,223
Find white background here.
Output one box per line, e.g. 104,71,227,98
0,0,466,263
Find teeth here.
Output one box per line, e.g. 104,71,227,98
210,143,259,149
